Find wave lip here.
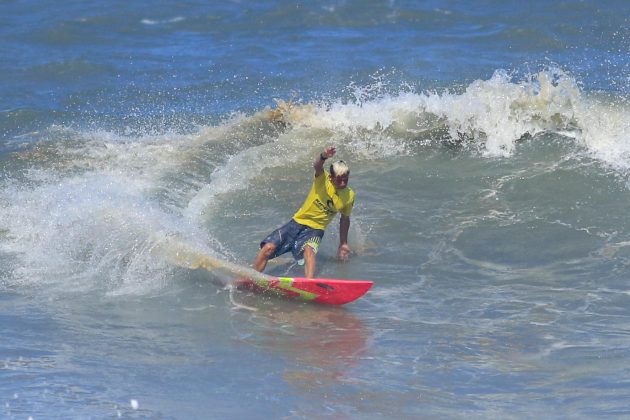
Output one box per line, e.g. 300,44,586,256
267,68,628,167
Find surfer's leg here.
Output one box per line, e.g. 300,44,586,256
293,228,324,278
253,242,277,272
254,220,299,272
303,244,316,278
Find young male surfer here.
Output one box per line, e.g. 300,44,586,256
253,146,354,278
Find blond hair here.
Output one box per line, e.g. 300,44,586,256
329,160,349,177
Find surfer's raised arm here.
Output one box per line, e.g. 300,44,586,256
314,146,336,177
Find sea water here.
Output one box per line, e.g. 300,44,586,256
1,1,629,418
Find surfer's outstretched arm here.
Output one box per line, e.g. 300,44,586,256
314,146,336,177
338,214,351,261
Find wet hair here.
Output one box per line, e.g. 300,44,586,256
329,160,350,177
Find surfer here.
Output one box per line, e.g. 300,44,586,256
253,146,354,278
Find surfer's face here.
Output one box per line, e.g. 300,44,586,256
331,173,349,189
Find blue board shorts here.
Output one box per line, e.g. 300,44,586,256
261,219,325,261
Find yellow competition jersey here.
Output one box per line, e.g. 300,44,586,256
292,172,355,230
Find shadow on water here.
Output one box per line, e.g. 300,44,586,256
227,292,371,390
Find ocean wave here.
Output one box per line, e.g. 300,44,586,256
260,68,628,164
1,68,628,297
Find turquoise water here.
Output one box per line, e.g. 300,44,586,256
1,1,629,418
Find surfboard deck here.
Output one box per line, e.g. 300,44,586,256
235,276,373,305
164,248,372,305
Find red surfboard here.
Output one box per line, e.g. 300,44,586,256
236,276,373,305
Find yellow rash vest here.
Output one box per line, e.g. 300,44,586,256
292,172,354,230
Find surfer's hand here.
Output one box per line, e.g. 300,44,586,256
337,243,351,262
322,146,336,159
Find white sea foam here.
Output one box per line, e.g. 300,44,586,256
140,16,185,25
1,171,183,294
282,69,574,155
265,68,628,167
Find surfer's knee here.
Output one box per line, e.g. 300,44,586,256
253,242,277,272
303,244,315,257
260,242,276,258
303,245,317,278
303,244,316,264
